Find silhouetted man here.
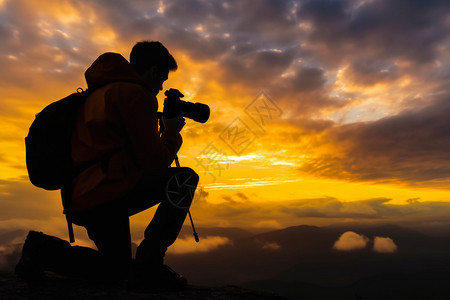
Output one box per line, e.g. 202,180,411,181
16,41,199,291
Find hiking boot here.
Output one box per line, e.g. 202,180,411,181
15,231,72,281
127,263,187,292
15,230,128,283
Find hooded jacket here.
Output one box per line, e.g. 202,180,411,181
70,52,182,213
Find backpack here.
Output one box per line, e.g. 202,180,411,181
25,88,92,243
25,88,90,191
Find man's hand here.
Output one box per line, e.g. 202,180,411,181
162,113,185,133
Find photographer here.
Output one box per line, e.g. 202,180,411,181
68,41,198,290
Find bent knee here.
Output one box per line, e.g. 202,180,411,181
178,167,199,184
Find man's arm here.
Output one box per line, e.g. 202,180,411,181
114,84,183,169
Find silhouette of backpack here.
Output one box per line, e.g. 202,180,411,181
25,81,136,191
25,88,94,243
25,88,91,191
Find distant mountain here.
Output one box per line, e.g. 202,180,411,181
166,224,450,299
179,226,255,242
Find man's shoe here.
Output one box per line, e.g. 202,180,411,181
15,231,72,281
128,263,187,292
15,231,47,281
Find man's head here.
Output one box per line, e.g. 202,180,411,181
130,41,177,96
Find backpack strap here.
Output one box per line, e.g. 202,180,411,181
61,147,121,243
66,215,75,243
61,185,75,242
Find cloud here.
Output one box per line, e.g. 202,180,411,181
221,192,251,205
220,47,298,89
0,178,95,248
340,59,400,87
167,235,232,254
280,197,450,233
262,242,281,250
299,93,450,185
1,0,449,111
0,178,61,221
333,231,369,251
281,197,393,219
252,220,283,230
184,187,450,233
0,1,101,90
235,192,249,201
0,243,22,272
2,0,449,132
373,236,398,253
334,233,398,253
297,0,450,65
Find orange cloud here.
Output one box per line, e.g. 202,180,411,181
262,242,281,250
299,94,450,186
373,236,398,253
333,231,369,251
167,236,232,254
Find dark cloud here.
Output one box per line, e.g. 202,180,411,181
230,0,300,46
220,47,298,87
270,64,345,116
236,192,248,201
0,1,98,90
347,0,450,63
298,0,450,65
300,93,450,184
6,0,448,120
291,65,326,92
82,0,304,92
343,59,400,87
2,0,448,93
221,192,250,205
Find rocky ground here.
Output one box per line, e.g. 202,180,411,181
0,271,289,300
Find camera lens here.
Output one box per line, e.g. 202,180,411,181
180,101,210,123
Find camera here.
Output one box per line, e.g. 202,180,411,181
163,88,210,123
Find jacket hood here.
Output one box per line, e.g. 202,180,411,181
85,52,146,89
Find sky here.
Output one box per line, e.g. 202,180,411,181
1,0,450,252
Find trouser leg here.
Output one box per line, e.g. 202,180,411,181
83,215,132,280
134,168,199,265
135,197,191,265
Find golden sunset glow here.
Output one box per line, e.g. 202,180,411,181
2,0,450,261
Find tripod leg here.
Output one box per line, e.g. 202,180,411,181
171,157,200,242
188,210,199,242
